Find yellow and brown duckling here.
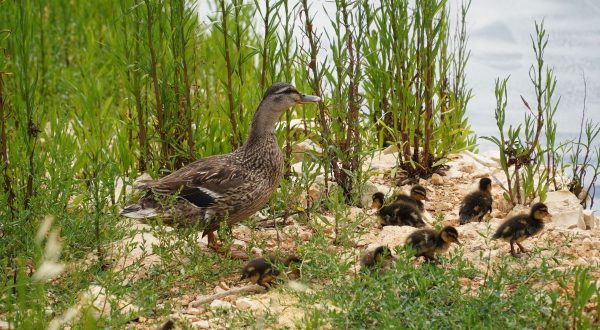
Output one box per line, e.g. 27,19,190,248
492,202,550,257
360,245,393,272
371,189,427,228
459,178,493,225
240,255,302,288
393,184,428,212
405,226,461,262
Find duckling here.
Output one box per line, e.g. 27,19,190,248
405,226,461,262
371,192,426,228
240,255,302,288
459,178,493,225
492,202,550,257
394,184,428,212
360,245,393,271
157,320,175,330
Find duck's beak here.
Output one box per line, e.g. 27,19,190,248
298,94,321,104
455,239,463,246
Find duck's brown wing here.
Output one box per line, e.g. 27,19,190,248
137,154,246,208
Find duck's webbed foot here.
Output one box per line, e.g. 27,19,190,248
516,242,528,254
206,231,249,261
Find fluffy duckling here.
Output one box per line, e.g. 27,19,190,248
405,226,461,262
371,192,426,228
459,178,493,225
492,202,550,257
360,245,393,271
240,255,302,288
395,184,428,212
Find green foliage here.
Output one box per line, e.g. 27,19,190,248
364,0,475,179
483,21,557,205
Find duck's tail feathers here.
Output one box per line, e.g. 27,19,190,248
120,203,159,219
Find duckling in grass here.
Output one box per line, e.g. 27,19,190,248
405,226,461,263
240,255,302,288
360,245,393,272
459,178,493,225
371,192,426,228
492,202,550,257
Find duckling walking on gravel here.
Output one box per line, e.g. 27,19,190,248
492,203,550,257
371,190,427,228
120,83,320,259
459,178,493,225
240,255,302,288
405,226,462,263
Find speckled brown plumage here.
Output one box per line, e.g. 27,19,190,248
121,83,320,252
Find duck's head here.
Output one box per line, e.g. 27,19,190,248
373,245,392,264
531,202,551,221
410,185,429,201
440,226,462,245
249,83,320,138
479,177,492,193
371,192,385,209
261,82,320,112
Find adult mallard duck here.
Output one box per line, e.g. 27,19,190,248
121,83,320,258
459,178,493,225
492,202,550,257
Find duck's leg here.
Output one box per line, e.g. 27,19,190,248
516,242,528,254
206,231,249,261
509,241,521,257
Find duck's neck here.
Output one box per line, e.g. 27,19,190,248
244,101,283,145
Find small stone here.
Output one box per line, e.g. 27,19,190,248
186,307,202,315
383,144,399,155
490,209,503,218
210,299,233,311
458,163,475,173
236,297,260,311
431,173,444,185
191,320,210,329
213,286,227,294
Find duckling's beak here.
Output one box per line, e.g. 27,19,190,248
298,94,321,104
455,239,463,246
